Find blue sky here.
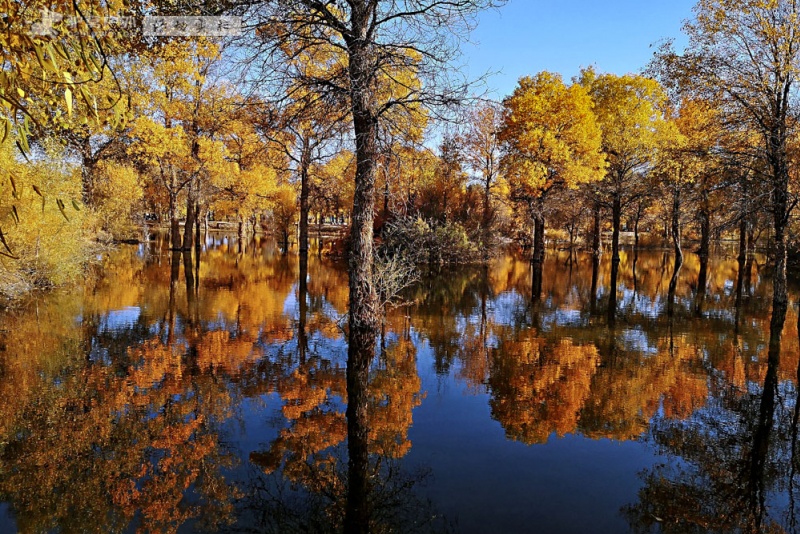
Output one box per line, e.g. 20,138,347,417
463,0,697,98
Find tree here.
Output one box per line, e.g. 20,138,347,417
463,101,503,241
654,0,800,311
1,0,129,158
499,71,605,274
243,2,506,530
580,69,668,265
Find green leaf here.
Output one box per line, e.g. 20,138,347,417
10,206,19,224
32,184,43,197
71,199,82,211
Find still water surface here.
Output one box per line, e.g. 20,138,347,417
0,237,797,533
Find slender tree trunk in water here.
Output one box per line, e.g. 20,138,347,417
590,255,599,315
344,12,381,532
299,143,311,258
672,186,682,262
608,258,619,327
612,193,621,264
195,203,202,252
698,185,710,260
735,255,746,335
183,183,195,251
771,149,789,311
531,198,545,301
695,255,708,317
169,189,180,250
592,201,602,258
739,217,748,262
237,217,244,254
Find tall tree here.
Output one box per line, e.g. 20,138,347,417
499,72,605,277
580,69,668,265
242,2,505,531
655,0,800,311
463,100,503,255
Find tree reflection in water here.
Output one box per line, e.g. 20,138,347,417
0,240,798,532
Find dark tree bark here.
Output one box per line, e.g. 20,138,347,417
698,183,710,260
169,188,181,251
738,217,748,262
611,192,621,264
183,182,195,251
299,141,311,258
671,185,682,262
592,201,602,258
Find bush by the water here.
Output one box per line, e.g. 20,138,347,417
0,142,98,299
381,216,481,265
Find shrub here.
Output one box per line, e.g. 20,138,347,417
381,216,481,265
0,141,97,299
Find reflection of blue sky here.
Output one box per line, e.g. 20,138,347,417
541,309,585,330
490,291,526,326
101,306,141,332
620,328,658,355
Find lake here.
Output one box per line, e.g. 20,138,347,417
0,236,796,533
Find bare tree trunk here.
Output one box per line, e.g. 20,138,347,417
592,201,602,258
672,186,682,262
195,202,202,252
299,142,311,258
698,184,710,259
169,188,180,250
738,217,748,262
771,141,789,311
237,216,244,254
183,182,195,251
611,192,621,264
344,11,381,532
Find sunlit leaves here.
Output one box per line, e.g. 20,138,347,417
499,72,606,199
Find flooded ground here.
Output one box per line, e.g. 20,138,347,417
0,236,796,533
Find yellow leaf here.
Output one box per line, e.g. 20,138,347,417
64,87,73,117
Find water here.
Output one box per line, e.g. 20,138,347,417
0,237,795,533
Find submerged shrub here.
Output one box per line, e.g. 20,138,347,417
381,216,481,265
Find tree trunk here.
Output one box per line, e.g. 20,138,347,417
770,130,789,309
169,189,180,250
532,208,545,268
237,216,244,254
738,216,748,262
698,184,710,259
344,12,381,532
592,201,602,258
195,202,202,252
299,142,311,258
672,186,682,262
183,182,195,251
611,192,621,264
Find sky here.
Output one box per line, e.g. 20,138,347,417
463,0,698,98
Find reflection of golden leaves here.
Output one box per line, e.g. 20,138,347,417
490,334,599,444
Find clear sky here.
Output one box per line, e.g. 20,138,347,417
463,0,698,98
